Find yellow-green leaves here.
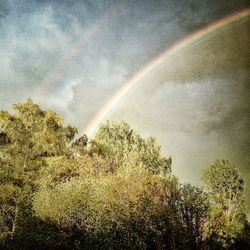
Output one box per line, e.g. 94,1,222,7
0,99,77,238
0,100,248,249
202,159,247,247
33,163,178,246
92,121,172,174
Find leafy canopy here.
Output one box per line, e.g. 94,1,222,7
0,100,248,249
202,159,247,247
0,99,77,238
91,121,172,174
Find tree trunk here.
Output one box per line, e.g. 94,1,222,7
24,154,28,170
11,203,19,239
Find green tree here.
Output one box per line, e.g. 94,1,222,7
0,99,77,240
202,159,247,248
33,162,180,249
91,121,172,174
175,184,209,249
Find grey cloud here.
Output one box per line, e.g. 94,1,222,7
66,79,111,130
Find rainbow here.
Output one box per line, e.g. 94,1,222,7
82,8,250,137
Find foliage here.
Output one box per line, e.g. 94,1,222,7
175,183,209,249
33,163,180,249
0,99,77,240
33,154,212,249
0,100,248,249
91,121,172,174
202,159,247,248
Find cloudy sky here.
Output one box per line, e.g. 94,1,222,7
0,0,249,209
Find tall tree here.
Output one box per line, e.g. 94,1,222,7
202,159,247,248
175,184,209,249
0,99,77,239
91,121,172,174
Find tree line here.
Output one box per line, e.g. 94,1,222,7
0,99,249,249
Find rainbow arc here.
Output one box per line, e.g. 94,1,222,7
82,8,250,136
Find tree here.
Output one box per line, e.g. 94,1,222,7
175,184,209,249
0,99,77,239
91,121,172,174
71,134,88,155
33,161,180,249
202,159,247,248
3,99,249,249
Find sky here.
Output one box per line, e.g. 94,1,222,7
0,1,249,210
